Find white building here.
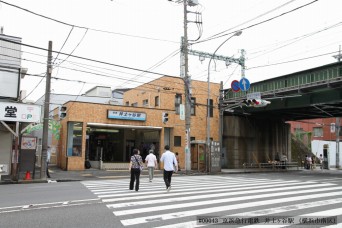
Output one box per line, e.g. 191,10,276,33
312,140,342,169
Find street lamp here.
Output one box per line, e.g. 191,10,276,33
206,30,242,172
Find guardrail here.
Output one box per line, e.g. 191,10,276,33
243,162,300,171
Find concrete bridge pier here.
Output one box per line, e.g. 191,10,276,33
222,116,291,168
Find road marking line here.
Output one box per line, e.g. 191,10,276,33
114,185,339,216
120,190,342,225
106,181,322,209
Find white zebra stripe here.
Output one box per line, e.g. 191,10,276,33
100,180,303,201
120,190,342,226
83,176,284,190
108,182,333,209
94,180,261,195
156,198,342,227
81,176,290,188
114,185,340,216
82,175,258,186
81,176,342,227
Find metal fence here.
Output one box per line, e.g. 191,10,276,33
243,161,300,171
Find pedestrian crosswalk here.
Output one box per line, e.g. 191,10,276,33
82,175,342,227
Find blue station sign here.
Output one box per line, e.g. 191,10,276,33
108,110,146,121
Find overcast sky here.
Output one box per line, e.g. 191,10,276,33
1,0,342,101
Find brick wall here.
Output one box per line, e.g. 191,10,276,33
57,76,220,170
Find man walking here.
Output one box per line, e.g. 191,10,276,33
145,149,158,182
160,145,178,192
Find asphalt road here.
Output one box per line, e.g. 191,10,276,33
1,171,341,228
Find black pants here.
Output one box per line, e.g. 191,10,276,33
163,170,173,188
129,168,141,191
46,162,51,178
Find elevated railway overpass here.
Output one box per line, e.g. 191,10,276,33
220,62,342,168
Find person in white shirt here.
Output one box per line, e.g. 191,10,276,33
306,155,312,170
160,145,178,192
145,149,158,182
319,154,324,169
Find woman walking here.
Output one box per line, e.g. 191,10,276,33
129,149,144,191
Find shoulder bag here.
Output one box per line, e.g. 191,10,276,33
134,155,143,171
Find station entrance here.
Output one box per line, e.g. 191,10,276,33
86,124,162,168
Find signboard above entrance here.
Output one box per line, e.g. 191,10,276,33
0,102,41,122
108,110,146,121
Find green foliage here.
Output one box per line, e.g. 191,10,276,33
291,133,312,163
24,120,61,140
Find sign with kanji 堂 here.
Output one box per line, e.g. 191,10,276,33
0,102,41,123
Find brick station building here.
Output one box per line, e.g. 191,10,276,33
56,76,220,170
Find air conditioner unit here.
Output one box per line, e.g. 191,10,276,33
0,164,8,173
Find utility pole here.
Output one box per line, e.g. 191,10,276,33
189,47,245,170
182,0,191,172
336,117,340,169
40,41,52,179
333,45,341,169
169,0,197,172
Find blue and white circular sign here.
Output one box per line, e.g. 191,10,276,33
239,78,250,91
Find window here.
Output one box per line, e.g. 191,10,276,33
125,101,129,106
143,99,149,107
313,127,323,137
175,94,182,114
191,97,196,116
330,123,335,133
131,102,138,107
207,99,213,117
67,122,83,156
294,127,303,133
155,96,159,107
174,136,181,147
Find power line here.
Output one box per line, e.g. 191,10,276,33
247,50,339,70
3,47,338,98
206,0,298,41
192,0,319,45
117,49,180,88
54,28,89,67
0,0,178,44
2,43,338,94
0,43,179,83
0,37,177,77
248,21,342,58
53,26,75,65
0,52,192,99
0,51,188,93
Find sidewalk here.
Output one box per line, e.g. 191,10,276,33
0,165,263,184
1,165,341,184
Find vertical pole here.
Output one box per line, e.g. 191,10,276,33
11,122,19,180
336,118,340,169
183,0,191,172
335,46,340,169
40,41,52,179
219,82,224,168
240,49,246,78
